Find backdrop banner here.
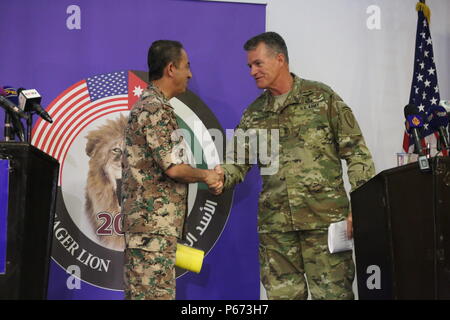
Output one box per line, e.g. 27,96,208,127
0,0,265,300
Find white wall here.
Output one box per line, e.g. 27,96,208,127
266,0,450,300
266,0,450,172
206,0,450,170
206,0,450,300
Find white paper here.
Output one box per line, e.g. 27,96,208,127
328,220,354,253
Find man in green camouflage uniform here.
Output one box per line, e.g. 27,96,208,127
121,40,222,300
217,32,375,299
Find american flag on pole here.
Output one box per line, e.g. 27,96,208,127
403,2,441,154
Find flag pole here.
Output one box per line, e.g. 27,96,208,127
403,0,443,156
417,1,431,24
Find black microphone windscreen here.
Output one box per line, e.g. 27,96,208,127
404,104,419,117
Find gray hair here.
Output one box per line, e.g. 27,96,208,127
243,31,289,64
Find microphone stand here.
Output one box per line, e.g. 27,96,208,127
435,129,450,157
4,112,13,141
26,111,33,143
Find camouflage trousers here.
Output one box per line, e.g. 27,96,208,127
259,230,354,300
124,234,177,300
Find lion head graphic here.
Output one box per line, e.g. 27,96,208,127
85,114,128,251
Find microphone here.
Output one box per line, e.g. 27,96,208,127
0,87,29,119
404,104,430,172
404,104,425,155
0,86,26,141
440,100,450,113
17,88,53,123
0,87,13,141
427,105,450,151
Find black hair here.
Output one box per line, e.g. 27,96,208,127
147,40,183,82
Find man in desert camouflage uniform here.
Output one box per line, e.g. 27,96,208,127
121,40,222,300
217,32,375,299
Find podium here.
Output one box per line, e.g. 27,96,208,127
352,157,450,299
0,142,59,299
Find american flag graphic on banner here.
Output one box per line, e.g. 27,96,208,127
31,71,133,182
403,3,441,153
86,72,128,101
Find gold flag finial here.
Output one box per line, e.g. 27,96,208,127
416,1,431,24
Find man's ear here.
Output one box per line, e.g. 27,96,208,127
276,53,286,65
166,62,175,78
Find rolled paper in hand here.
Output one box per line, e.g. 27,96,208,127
175,243,204,273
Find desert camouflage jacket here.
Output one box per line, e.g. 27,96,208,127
121,83,187,248
222,74,375,232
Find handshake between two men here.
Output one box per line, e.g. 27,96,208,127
204,165,225,195
165,164,225,195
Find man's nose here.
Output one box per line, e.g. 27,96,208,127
250,66,258,77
